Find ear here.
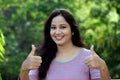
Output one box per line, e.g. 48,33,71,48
72,32,74,35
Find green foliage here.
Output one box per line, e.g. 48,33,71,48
0,30,5,62
0,0,120,79
0,73,2,80
0,30,4,80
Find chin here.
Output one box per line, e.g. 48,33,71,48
56,43,64,46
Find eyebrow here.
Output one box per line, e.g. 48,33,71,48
50,24,55,27
51,23,67,26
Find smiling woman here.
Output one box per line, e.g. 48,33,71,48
50,15,73,46
18,9,110,80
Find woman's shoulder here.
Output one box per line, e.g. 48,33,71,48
29,69,39,80
29,69,39,75
80,48,91,56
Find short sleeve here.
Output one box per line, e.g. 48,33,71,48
29,69,39,80
90,68,101,80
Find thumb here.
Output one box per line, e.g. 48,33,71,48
90,45,96,55
28,44,36,56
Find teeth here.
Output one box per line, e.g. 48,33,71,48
55,36,63,40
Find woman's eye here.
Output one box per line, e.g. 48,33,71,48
51,26,56,29
61,26,66,29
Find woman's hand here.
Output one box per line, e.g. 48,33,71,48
85,45,105,69
85,45,110,80
21,45,42,71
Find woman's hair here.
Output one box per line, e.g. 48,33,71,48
37,9,85,79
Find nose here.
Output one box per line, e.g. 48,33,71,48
55,28,61,34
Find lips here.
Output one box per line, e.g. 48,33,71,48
55,36,64,40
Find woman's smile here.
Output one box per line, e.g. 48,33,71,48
50,15,73,46
54,36,64,41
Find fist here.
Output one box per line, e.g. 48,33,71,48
85,45,104,69
21,45,42,70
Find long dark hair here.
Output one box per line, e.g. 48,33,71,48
37,9,85,80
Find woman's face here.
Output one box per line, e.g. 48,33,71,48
50,15,73,46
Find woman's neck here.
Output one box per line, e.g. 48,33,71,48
55,43,81,62
57,43,77,54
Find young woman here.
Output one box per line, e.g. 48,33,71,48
19,9,110,80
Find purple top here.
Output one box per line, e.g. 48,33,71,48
29,48,101,80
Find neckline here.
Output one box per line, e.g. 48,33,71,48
53,48,83,64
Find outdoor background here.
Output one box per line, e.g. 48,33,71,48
0,0,120,80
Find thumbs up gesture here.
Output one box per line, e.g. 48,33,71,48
21,45,42,70
85,45,104,69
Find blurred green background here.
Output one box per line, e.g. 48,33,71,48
0,0,120,80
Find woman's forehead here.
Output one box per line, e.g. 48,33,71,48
51,15,67,24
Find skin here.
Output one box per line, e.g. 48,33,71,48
19,45,42,80
50,15,73,46
85,45,110,80
19,15,110,80
50,15,81,62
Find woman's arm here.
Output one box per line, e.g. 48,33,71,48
99,59,110,80
19,45,42,80
85,45,110,80
19,70,29,80
19,60,30,80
